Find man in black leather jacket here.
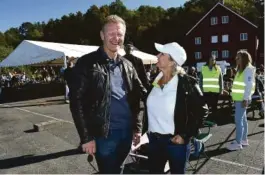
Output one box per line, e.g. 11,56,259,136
69,15,146,174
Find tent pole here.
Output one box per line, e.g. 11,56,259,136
63,55,67,68
63,55,68,102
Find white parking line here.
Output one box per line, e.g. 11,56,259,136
0,104,74,125
210,157,262,171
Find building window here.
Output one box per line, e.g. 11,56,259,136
195,52,202,59
211,17,218,25
211,36,218,43
195,37,201,45
222,16,229,24
211,51,218,58
222,50,229,58
240,33,248,41
222,34,229,43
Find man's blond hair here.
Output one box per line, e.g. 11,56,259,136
102,15,126,31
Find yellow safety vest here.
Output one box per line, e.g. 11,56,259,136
201,65,221,93
231,67,255,101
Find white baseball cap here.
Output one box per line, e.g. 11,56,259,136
155,42,187,66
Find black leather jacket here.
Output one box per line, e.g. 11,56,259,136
143,73,209,142
69,48,147,144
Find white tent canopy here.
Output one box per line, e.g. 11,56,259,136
0,40,157,67
0,40,99,67
131,50,157,64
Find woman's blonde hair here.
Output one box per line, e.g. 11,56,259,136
236,50,252,72
169,56,186,76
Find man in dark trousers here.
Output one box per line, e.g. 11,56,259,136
64,60,74,103
69,15,146,174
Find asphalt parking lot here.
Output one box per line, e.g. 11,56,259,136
0,96,263,174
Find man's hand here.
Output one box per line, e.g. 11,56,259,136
171,135,185,144
133,132,141,146
242,100,248,108
82,140,96,155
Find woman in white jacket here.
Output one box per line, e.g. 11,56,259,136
227,50,256,151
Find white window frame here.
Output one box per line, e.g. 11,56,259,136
195,37,201,45
211,35,218,43
211,51,218,58
211,17,218,25
222,50,229,58
222,16,229,24
240,33,248,41
195,52,202,59
222,34,229,43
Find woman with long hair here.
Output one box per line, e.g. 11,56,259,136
227,50,256,150
145,42,208,173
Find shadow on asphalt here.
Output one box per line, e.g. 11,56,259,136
205,130,264,149
24,129,38,133
206,106,234,126
259,124,264,127
0,101,66,108
0,148,84,169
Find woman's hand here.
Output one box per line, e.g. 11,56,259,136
133,132,141,146
171,135,185,144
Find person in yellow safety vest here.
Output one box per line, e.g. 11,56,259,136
226,50,256,151
200,55,223,121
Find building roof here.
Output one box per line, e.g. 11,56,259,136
186,2,258,36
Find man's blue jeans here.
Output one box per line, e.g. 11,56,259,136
147,133,191,174
234,101,248,144
95,129,132,174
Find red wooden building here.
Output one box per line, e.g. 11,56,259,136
185,2,260,67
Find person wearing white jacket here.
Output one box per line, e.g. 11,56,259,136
227,50,256,151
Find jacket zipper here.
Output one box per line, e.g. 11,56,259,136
104,64,111,138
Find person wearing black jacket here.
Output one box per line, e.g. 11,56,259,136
144,42,209,174
69,15,146,174
124,43,150,89
64,60,74,103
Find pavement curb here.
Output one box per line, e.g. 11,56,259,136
33,120,63,132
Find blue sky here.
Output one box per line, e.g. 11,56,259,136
0,0,186,32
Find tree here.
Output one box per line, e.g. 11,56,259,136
4,28,20,48
225,0,259,24
109,0,128,17
18,22,43,40
0,46,13,61
0,32,6,46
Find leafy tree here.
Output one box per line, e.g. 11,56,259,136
0,32,6,46
4,28,20,48
0,46,13,61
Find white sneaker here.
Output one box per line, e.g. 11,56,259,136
241,140,249,146
227,141,243,151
